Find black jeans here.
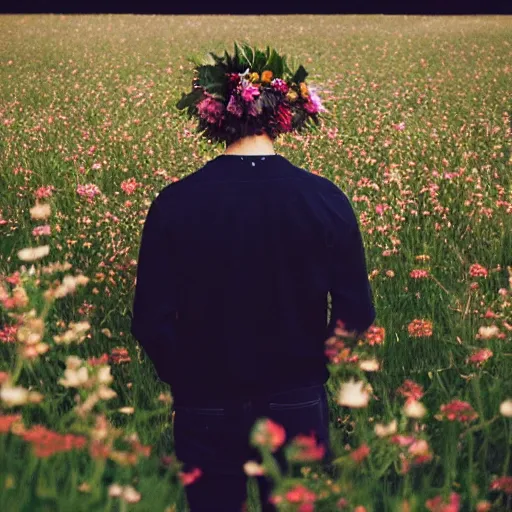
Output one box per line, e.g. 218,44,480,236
171,383,332,512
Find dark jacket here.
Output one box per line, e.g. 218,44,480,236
130,154,376,405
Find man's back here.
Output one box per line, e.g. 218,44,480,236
131,154,375,405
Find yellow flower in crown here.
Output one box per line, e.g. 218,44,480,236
261,70,273,83
249,72,260,82
299,82,309,99
286,89,298,102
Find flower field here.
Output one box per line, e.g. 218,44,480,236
1,14,511,512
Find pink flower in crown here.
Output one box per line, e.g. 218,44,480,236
271,78,289,93
196,94,226,125
304,86,327,114
240,83,260,102
227,94,243,118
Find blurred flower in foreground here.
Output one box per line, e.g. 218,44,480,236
0,384,44,407
30,203,51,220
374,419,398,437
18,245,50,262
287,433,326,462
178,467,202,486
500,399,512,417
337,378,371,408
425,491,460,511
251,418,286,452
476,325,501,340
489,475,512,495
359,359,380,372
436,399,478,423
396,379,424,405
403,400,427,419
243,460,265,476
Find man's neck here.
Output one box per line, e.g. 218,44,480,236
223,135,276,156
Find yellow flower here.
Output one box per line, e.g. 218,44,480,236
261,70,273,83
286,89,298,102
249,72,259,82
299,82,309,99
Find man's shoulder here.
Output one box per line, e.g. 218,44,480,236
152,162,210,204
153,157,349,203
289,162,349,200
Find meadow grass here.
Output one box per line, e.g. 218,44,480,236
0,14,511,512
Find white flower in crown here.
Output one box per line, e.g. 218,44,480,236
239,67,250,77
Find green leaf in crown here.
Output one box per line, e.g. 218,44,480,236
176,87,203,111
291,64,308,86
197,64,226,96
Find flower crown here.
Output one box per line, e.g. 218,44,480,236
176,41,327,144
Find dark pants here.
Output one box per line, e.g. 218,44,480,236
171,383,333,512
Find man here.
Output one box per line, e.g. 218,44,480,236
131,130,376,511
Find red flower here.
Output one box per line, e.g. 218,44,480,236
350,443,370,463
251,418,286,452
407,319,433,337
489,475,512,495
425,492,461,512
88,353,110,366
438,399,478,423
0,414,23,433
466,348,493,366
364,325,386,346
275,103,293,133
288,433,325,462
469,263,488,278
120,177,140,195
179,467,202,486
35,185,55,199
396,379,424,405
410,269,429,279
20,425,87,458
109,347,131,364
285,484,317,504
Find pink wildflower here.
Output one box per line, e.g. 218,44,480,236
410,269,429,279
77,184,101,200
467,348,493,366
35,186,55,199
32,225,51,237
469,263,488,278
396,379,424,405
120,178,140,195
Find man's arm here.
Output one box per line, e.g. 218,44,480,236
130,196,178,382
326,192,376,341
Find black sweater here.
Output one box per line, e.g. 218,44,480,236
130,153,376,405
